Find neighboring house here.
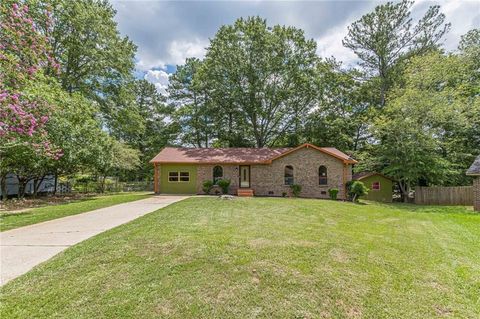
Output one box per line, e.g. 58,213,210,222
352,172,393,202
150,143,357,199
466,155,480,211
0,173,62,198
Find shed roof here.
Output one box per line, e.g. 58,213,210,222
150,143,357,165
466,155,480,176
353,172,394,181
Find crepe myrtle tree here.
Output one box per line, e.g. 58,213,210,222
0,2,62,200
0,2,59,150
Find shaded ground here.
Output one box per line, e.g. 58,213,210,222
0,197,478,318
0,192,151,231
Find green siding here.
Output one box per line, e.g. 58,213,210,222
360,175,393,202
160,164,197,194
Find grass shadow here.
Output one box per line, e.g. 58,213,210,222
371,201,478,216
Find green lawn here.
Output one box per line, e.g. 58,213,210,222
0,192,151,231
1,198,479,318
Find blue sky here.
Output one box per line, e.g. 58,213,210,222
111,0,480,94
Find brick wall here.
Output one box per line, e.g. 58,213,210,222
196,164,239,195
474,177,480,211
195,147,352,199
251,147,350,199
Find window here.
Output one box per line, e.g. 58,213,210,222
213,166,223,184
319,166,328,185
180,172,190,182
168,171,190,182
284,165,294,185
372,181,380,190
168,172,179,182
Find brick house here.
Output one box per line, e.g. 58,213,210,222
150,143,357,199
466,155,480,211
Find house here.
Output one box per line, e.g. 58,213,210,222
150,143,357,199
0,174,62,199
466,155,480,211
352,172,393,202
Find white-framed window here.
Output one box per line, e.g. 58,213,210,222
284,165,294,185
319,165,328,185
372,181,380,190
168,171,190,182
213,166,223,184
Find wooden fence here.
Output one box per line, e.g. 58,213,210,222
414,186,473,205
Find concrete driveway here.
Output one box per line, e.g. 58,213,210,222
0,195,189,285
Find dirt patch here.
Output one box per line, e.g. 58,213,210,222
330,248,350,263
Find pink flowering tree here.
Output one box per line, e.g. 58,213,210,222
0,2,59,153
1,2,62,199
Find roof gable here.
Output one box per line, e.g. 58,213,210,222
269,143,358,164
150,143,357,165
353,172,394,181
466,155,480,176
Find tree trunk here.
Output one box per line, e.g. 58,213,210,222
100,175,106,193
53,170,58,196
33,175,46,199
1,175,7,202
398,181,409,203
17,178,28,199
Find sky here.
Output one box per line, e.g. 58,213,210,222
111,0,480,94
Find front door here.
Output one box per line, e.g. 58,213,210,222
239,165,250,188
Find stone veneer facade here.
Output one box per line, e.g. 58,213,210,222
195,147,353,199
474,177,480,211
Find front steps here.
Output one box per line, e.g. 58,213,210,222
237,188,254,197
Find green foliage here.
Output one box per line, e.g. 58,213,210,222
360,50,480,200
202,180,214,195
169,58,212,147
38,0,137,102
199,16,318,147
217,179,231,194
348,181,369,202
328,188,339,200
290,184,302,197
343,0,450,106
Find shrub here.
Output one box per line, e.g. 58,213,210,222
282,192,287,197
202,180,214,195
217,179,231,194
328,188,339,200
290,184,302,197
348,180,369,202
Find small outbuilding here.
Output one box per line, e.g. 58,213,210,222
352,172,393,203
466,155,480,211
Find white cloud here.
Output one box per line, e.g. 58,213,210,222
112,0,479,72
144,69,170,95
315,24,358,67
168,39,209,66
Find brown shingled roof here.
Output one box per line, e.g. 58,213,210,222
150,143,357,164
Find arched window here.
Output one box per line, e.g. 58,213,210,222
319,166,328,185
213,166,223,184
284,165,294,185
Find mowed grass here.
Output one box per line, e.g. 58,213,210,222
0,192,151,231
1,198,479,318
